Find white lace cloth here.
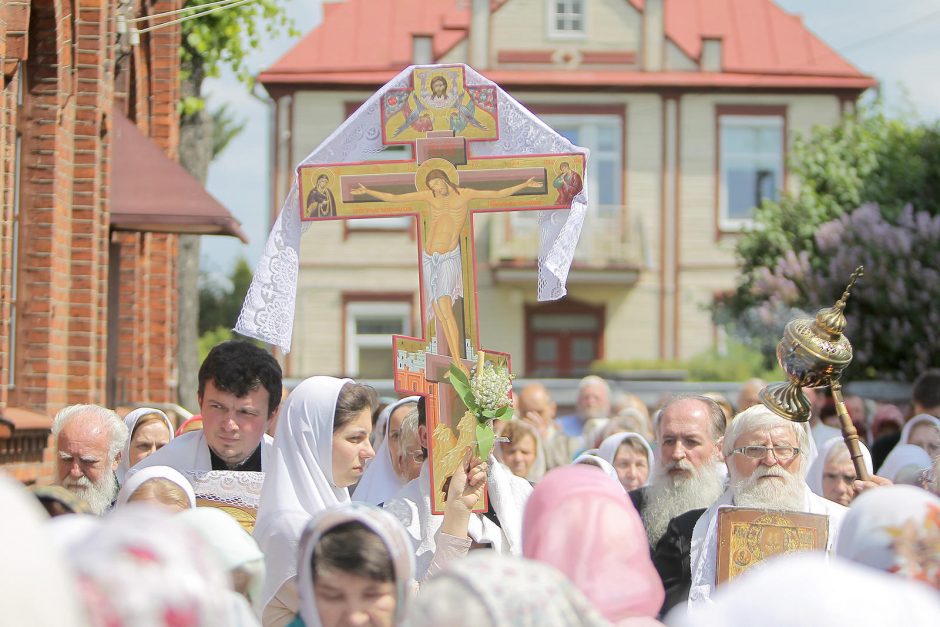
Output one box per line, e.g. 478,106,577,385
236,63,589,352
183,470,265,510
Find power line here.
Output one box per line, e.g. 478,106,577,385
839,7,940,51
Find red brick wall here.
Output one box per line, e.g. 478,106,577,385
17,0,76,414
0,0,184,484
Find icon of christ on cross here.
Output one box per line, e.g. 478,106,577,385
351,165,540,370
299,133,583,513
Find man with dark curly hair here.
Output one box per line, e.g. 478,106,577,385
132,340,283,473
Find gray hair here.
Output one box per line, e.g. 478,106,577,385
578,375,610,394
722,404,810,475
52,404,128,464
656,394,726,443
398,408,420,464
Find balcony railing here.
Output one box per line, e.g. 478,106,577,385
486,205,645,281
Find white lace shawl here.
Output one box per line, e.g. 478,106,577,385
235,63,589,351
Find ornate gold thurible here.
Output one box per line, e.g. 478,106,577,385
758,266,870,480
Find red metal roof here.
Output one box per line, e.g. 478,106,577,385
630,0,864,77
261,0,873,90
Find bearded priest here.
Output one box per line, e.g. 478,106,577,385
682,404,846,609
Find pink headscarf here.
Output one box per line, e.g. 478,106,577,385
523,465,664,625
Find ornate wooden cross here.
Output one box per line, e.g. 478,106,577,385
298,65,584,513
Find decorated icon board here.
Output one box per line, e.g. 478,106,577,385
237,64,588,515
716,507,829,585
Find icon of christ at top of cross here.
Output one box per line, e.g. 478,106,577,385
350,168,540,373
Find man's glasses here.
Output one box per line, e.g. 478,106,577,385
730,445,801,461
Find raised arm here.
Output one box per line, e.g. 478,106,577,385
467,177,542,200
350,183,427,203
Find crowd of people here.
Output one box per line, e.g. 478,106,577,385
5,339,940,626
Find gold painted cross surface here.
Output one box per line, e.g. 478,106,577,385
298,68,585,513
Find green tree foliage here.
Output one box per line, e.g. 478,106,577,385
199,257,253,334
180,0,296,114
717,107,940,380
199,326,233,363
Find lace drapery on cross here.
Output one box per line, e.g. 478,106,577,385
236,64,589,352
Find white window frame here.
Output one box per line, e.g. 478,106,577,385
528,113,622,219
344,301,412,378
718,114,784,231
347,144,415,231
547,0,586,39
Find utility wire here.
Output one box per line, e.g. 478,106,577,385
128,0,248,23
839,7,940,51
137,0,257,33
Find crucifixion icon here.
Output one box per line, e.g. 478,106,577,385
298,66,585,513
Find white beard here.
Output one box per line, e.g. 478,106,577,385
61,470,117,515
731,464,806,511
642,459,725,546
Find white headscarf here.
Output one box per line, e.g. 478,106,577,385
253,375,352,610
0,475,90,627
571,453,624,491
178,507,266,614
597,431,654,488
805,436,873,497
878,444,933,483
116,407,174,483
297,503,416,627
668,553,940,627
114,464,196,508
835,484,940,589
353,396,419,505
384,457,532,580
898,413,940,452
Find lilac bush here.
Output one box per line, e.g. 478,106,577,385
732,203,940,381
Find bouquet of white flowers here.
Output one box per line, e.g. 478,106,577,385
446,351,514,459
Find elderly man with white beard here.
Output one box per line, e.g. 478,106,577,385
629,395,727,549
677,403,847,610
53,404,128,515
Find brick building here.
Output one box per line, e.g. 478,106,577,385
0,0,245,484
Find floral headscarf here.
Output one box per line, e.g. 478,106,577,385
404,552,608,627
70,506,235,626
836,484,940,590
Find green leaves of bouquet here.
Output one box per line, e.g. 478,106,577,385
446,352,513,460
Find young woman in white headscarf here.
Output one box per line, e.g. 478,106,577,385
253,376,379,627
287,503,415,627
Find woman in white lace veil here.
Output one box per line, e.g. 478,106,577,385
254,376,379,627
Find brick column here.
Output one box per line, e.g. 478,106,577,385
67,0,113,404
17,0,76,414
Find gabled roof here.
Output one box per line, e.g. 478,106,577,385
260,0,874,91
